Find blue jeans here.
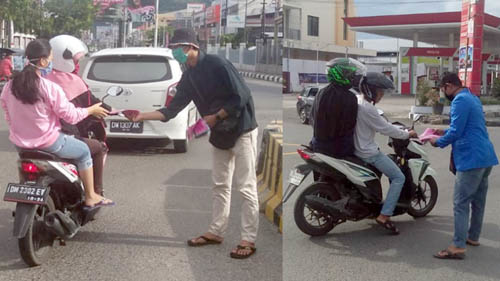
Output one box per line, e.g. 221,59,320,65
41,133,93,170
453,167,492,248
362,151,405,216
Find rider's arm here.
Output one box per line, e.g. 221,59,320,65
156,78,192,122
367,105,409,139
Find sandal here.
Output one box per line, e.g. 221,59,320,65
433,249,465,260
466,239,480,246
230,244,256,259
187,235,222,247
375,219,400,235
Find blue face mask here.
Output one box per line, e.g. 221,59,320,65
40,61,53,76
172,47,188,64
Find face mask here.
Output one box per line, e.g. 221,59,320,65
40,61,53,76
445,92,455,102
172,47,188,64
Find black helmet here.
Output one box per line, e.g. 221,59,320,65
325,58,366,87
360,72,395,103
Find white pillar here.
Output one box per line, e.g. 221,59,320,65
397,46,402,94
482,61,488,95
411,32,418,95
226,43,231,60
239,43,245,66
448,33,454,72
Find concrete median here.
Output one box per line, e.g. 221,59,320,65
257,121,283,232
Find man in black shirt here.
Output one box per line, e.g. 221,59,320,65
128,28,259,259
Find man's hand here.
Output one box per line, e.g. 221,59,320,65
429,137,439,147
123,110,141,122
434,128,446,136
408,130,418,139
203,114,218,128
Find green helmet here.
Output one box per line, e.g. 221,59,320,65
326,58,366,87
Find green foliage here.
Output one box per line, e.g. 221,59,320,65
416,79,431,106
492,77,500,98
41,0,98,38
480,96,500,105
0,0,41,34
145,26,174,46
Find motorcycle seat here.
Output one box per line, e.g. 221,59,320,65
18,149,77,164
343,156,383,178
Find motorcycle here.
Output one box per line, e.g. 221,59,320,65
283,116,438,236
2,86,126,267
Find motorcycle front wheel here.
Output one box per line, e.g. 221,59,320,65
408,176,438,217
18,196,56,267
293,182,342,236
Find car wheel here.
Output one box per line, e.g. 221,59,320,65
299,108,309,124
173,139,188,153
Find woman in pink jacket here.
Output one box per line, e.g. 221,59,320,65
0,39,113,208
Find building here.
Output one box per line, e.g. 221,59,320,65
283,0,376,92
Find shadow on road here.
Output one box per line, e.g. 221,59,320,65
307,215,500,280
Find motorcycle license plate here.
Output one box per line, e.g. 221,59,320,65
289,169,306,186
110,120,143,133
3,183,50,205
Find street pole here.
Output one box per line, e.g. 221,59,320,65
154,0,159,47
244,0,248,44
316,41,319,85
224,0,228,35
261,0,266,41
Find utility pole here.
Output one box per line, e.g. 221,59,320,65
244,0,248,44
261,0,266,41
224,0,229,35
273,0,280,65
154,0,159,47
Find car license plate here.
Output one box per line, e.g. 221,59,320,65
4,183,50,205
289,169,306,186
110,120,143,133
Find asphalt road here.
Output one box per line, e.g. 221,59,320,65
0,79,282,281
283,94,500,281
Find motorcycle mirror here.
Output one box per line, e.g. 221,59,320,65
413,114,422,122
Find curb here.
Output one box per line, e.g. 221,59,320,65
417,115,500,127
239,71,282,84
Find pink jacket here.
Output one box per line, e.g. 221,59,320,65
0,77,89,149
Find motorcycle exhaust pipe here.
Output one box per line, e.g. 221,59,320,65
44,211,80,239
304,195,351,219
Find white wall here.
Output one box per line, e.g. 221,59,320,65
299,1,336,45
283,58,330,92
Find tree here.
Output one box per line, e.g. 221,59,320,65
41,0,99,38
0,0,41,34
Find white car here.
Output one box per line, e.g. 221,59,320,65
82,47,199,153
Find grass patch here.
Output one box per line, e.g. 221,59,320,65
480,97,500,105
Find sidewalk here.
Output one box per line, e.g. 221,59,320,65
239,71,282,84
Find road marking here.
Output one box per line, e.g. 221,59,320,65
284,152,297,156
284,143,301,146
165,208,211,214
165,184,210,190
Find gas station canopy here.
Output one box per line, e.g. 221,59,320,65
344,12,500,52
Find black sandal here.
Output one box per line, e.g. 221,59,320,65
187,235,222,247
376,219,400,235
433,249,465,260
230,245,256,259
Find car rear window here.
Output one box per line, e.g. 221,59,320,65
87,55,172,84
309,88,319,96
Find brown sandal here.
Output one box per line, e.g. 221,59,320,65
376,219,400,235
230,245,256,259
187,235,222,247
433,249,465,260
466,239,480,246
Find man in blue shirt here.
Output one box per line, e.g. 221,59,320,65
430,73,498,259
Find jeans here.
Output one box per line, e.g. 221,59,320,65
453,167,492,248
41,133,93,170
362,151,405,216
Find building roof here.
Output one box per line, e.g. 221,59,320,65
344,12,500,51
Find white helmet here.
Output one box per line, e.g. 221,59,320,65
49,35,88,73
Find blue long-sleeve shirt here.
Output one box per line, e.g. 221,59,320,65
436,88,498,171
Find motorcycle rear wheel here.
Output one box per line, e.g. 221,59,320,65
294,182,342,236
18,196,56,267
408,176,438,217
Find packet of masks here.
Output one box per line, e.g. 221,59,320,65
419,128,441,143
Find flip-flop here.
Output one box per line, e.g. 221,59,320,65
84,198,115,210
230,245,256,259
187,235,222,247
466,240,480,246
433,249,465,260
375,219,400,235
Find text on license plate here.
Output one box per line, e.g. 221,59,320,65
110,121,143,133
289,169,305,186
4,183,50,205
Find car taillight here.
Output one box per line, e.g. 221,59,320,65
297,149,311,160
165,83,178,107
297,96,302,100
21,162,39,173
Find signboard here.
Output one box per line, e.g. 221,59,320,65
127,6,155,22
94,0,125,13
298,73,328,84
401,47,456,57
227,15,245,28
187,3,205,14
459,0,484,95
206,5,221,25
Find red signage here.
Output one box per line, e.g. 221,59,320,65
459,0,485,95
205,5,221,25
402,47,457,57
